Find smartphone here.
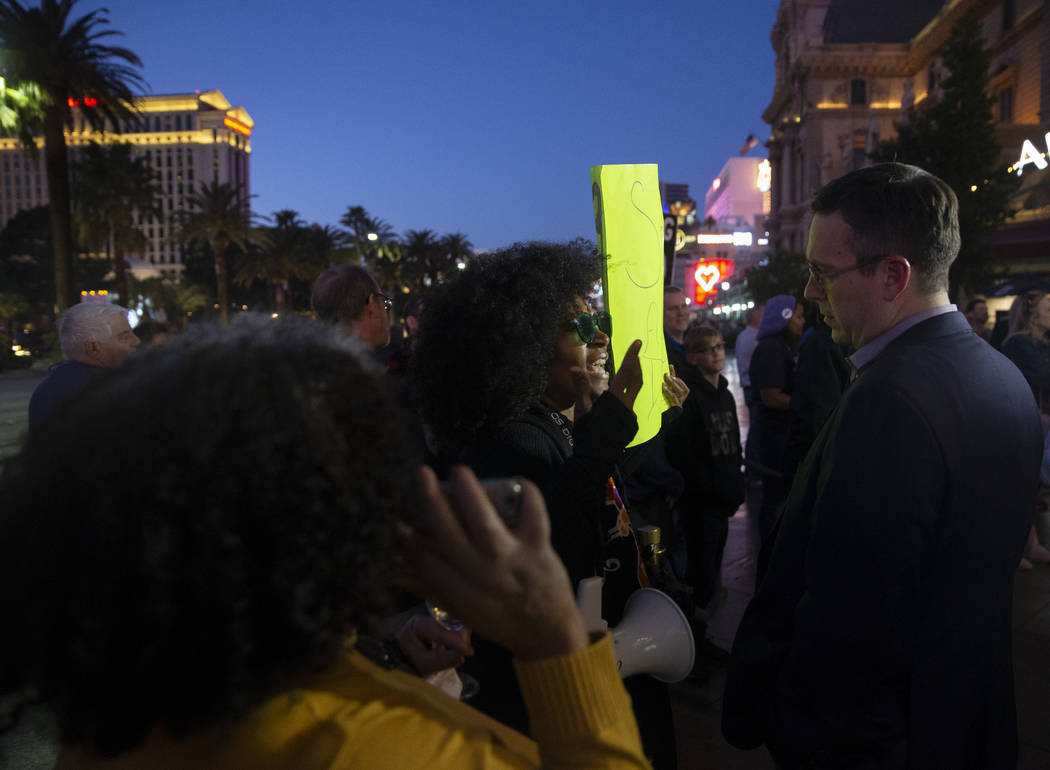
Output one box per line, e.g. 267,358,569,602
440,477,524,527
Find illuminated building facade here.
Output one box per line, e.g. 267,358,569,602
0,89,253,277
662,163,774,308
765,0,1050,286
703,156,771,229
763,0,948,254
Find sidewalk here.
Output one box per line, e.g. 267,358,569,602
0,368,43,461
669,355,1050,768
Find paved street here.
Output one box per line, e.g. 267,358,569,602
0,368,43,461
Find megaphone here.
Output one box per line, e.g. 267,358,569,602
576,578,695,683
612,588,695,682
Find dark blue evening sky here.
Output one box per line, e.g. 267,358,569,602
82,0,777,250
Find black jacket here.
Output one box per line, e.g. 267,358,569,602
665,368,744,517
457,392,638,734
723,312,1042,769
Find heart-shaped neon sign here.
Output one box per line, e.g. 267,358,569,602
695,263,721,293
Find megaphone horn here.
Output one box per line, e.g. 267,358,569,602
610,588,695,683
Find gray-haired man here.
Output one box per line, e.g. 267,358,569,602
29,303,139,427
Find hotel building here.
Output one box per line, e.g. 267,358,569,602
0,89,253,278
763,0,1050,288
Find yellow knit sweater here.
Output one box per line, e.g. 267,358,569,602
57,633,650,769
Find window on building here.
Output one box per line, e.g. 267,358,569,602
790,152,800,204
1003,0,1015,30
850,79,867,106
1000,87,1014,123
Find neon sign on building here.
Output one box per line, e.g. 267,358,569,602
691,258,734,304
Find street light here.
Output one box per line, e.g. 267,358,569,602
367,232,378,241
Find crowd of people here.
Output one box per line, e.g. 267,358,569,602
1,162,1047,769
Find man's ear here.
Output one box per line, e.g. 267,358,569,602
81,340,102,364
881,256,911,302
360,294,376,319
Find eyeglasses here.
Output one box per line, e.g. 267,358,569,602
568,311,612,344
806,256,887,288
371,292,394,311
688,342,725,355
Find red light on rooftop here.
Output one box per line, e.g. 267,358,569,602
223,116,251,137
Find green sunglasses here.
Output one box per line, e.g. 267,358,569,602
568,311,612,344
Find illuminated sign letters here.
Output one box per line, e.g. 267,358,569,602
1015,134,1050,175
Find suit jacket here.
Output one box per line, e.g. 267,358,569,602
723,311,1042,769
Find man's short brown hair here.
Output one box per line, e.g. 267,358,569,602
311,265,377,325
811,162,960,293
684,325,722,353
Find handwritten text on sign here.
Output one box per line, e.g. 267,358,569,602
591,163,669,447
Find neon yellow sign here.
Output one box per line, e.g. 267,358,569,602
590,163,669,447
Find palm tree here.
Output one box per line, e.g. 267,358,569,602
340,205,375,267
0,78,42,131
440,231,474,270
367,217,399,263
400,229,439,293
234,209,324,315
177,182,262,324
0,0,146,311
71,141,160,306
303,223,346,269
402,229,468,291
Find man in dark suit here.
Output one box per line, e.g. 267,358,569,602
722,163,1042,769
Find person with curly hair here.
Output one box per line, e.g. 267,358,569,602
411,241,690,768
0,316,649,769
412,241,648,587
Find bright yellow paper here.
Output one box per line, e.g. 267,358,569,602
591,163,669,447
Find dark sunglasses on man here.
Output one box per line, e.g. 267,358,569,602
568,311,612,344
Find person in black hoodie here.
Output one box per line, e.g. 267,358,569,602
666,325,745,614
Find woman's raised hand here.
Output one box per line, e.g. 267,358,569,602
609,339,644,410
401,466,589,662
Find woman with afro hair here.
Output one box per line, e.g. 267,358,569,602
411,241,687,767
